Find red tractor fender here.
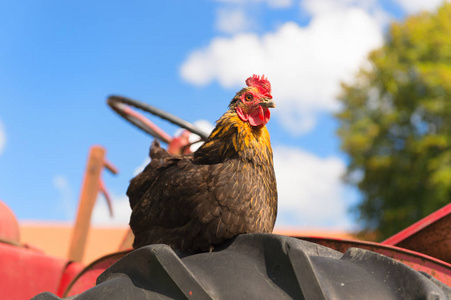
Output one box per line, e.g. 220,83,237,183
0,200,84,300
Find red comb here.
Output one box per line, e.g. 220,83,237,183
245,74,271,97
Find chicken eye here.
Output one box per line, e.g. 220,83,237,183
245,93,253,101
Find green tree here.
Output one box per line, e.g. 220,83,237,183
336,4,451,240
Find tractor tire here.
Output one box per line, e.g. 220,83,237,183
32,233,451,299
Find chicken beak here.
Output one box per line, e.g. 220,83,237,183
260,98,276,108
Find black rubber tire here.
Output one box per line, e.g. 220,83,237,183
32,234,451,300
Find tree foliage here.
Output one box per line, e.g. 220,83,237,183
336,4,451,240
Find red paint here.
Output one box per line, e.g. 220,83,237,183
382,202,451,263
168,130,192,155
63,251,130,297
56,262,85,296
382,202,451,244
0,200,20,245
0,201,84,299
0,242,81,300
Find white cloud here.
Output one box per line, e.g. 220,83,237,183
302,0,391,26
302,0,361,15
180,7,383,134
193,119,215,135
393,0,447,14
216,7,253,34
0,120,5,155
92,194,131,227
303,0,375,16
189,119,215,151
52,175,75,219
213,0,294,34
273,146,355,230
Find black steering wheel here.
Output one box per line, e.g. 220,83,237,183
107,95,209,143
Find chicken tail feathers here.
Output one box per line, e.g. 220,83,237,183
149,139,170,160
128,140,172,210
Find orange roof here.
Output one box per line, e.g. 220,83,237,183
20,222,129,265
18,222,356,266
274,227,357,240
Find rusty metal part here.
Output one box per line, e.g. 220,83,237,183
104,159,118,175
67,146,118,262
298,236,451,286
98,178,113,217
381,202,451,264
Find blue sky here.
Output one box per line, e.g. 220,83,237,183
0,0,445,230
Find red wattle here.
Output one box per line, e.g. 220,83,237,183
248,106,270,126
264,107,270,123
236,106,271,126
